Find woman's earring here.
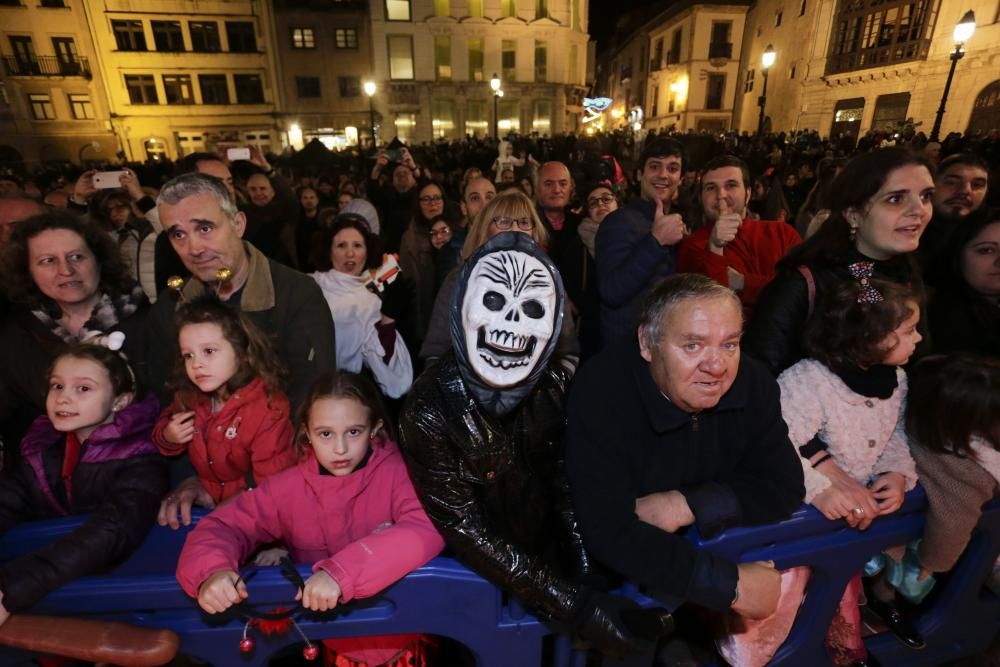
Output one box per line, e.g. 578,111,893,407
849,225,858,242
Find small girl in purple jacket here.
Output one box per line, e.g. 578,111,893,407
0,343,167,626
176,371,444,666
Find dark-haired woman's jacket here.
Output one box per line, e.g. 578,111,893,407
0,396,168,612
744,253,924,376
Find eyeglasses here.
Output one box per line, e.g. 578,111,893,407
429,227,452,237
419,194,444,203
491,217,534,231
587,195,615,208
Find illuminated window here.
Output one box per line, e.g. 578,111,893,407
386,0,411,21
468,0,483,17
163,75,193,104
291,28,315,49
68,93,94,119
498,98,520,133
432,98,456,138
532,99,551,134
335,29,358,49
435,36,451,80
466,99,488,136
501,0,516,18
394,113,416,142
502,40,516,81
536,0,547,19
534,41,546,82
468,37,484,81
434,0,449,16
28,93,55,120
827,0,933,74
388,35,414,80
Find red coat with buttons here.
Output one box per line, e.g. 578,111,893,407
152,376,297,503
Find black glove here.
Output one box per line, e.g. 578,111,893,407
379,276,409,322
569,589,673,658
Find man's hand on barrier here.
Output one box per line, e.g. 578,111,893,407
297,570,342,613
635,490,695,533
158,476,216,530
198,570,248,614
732,561,781,620
571,590,656,658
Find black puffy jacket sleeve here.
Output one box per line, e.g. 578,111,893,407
0,454,168,612
743,268,811,376
398,363,584,625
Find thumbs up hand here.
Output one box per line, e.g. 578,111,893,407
651,198,688,247
710,198,742,253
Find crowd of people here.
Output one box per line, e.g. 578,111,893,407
0,124,997,667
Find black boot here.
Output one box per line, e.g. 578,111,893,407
866,597,926,650
850,653,884,667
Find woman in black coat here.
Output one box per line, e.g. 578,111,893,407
745,148,935,375
0,211,149,470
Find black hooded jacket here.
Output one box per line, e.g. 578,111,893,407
399,233,590,624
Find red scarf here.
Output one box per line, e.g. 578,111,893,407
61,431,83,502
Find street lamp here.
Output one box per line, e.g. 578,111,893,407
757,44,775,137
363,80,377,151
490,73,501,140
930,10,976,141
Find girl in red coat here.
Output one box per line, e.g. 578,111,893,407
176,371,445,666
154,297,296,525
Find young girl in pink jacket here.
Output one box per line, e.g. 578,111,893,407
176,371,445,666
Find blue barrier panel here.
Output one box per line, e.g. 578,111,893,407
1,489,997,666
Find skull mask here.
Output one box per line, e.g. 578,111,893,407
461,250,557,388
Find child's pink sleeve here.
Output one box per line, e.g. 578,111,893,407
152,399,186,456
314,453,445,603
175,476,287,598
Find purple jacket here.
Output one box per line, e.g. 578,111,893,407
0,395,169,612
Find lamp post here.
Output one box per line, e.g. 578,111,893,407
490,73,501,140
930,10,975,142
363,80,377,151
756,44,775,137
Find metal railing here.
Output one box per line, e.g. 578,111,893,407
2,55,90,77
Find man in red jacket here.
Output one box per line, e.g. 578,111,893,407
678,156,800,316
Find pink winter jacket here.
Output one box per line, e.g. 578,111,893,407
176,437,445,607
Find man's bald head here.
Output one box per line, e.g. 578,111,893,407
537,161,572,212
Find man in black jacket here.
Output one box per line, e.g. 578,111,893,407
566,274,804,619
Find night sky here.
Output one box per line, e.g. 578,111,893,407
589,0,654,50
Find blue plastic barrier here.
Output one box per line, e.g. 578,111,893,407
1,488,997,666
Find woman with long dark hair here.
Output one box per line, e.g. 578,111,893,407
744,148,934,375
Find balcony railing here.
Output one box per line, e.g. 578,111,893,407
708,41,733,60
3,55,91,78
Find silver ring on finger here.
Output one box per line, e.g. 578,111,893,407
851,507,865,517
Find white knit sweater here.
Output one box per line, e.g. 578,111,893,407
777,359,918,502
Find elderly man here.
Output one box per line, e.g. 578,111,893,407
678,155,800,316
566,274,804,620
596,137,690,344
146,173,335,410
921,153,990,278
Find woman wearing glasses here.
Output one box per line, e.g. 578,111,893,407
420,190,580,372
574,183,621,357
399,182,461,351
